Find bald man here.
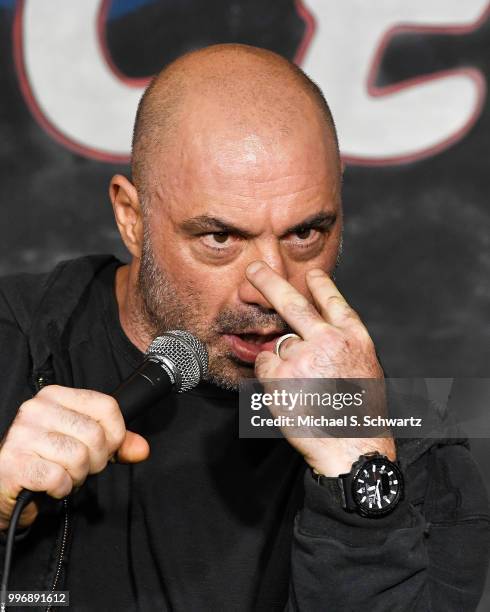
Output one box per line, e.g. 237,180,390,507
0,45,488,611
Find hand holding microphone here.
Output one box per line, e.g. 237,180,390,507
0,385,145,531
0,330,208,531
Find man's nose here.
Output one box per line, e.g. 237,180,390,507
237,242,287,309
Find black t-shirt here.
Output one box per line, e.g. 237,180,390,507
2,256,487,611
64,261,305,611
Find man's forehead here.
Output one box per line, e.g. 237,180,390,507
148,126,341,234
155,157,338,212
155,123,338,196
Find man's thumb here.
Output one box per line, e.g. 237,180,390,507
116,431,150,463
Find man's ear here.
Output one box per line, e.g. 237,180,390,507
109,175,144,258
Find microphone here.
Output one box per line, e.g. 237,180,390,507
113,330,209,424
0,331,208,608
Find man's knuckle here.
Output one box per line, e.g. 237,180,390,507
60,408,92,435
44,430,68,451
73,443,90,469
101,394,119,415
284,297,317,322
90,455,109,475
326,295,353,316
46,463,66,487
46,466,72,498
308,348,331,371
316,323,332,339
3,422,41,458
36,384,60,399
46,432,89,467
88,423,107,452
16,399,39,422
343,306,359,321
58,407,78,429
283,291,304,308
4,423,29,450
283,296,303,317
320,327,343,347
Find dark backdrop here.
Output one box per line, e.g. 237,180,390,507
1,1,489,607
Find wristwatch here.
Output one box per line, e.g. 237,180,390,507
315,451,404,518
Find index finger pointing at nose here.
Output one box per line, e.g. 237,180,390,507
245,261,326,340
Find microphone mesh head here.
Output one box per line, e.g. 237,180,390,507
146,331,209,392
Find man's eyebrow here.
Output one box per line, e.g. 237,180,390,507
180,216,254,238
180,211,337,238
281,212,337,237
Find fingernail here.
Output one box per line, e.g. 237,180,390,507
247,261,264,275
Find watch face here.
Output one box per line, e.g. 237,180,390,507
351,457,403,516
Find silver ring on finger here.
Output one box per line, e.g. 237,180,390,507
274,333,301,359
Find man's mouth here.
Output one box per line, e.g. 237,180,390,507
223,331,284,364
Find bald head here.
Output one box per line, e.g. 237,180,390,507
131,44,340,206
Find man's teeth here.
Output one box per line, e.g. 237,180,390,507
239,334,260,344
238,333,275,344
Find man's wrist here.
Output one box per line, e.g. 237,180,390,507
308,437,396,477
300,467,414,545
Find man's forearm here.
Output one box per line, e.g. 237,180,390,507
286,442,490,612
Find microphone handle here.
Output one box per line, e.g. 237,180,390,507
112,356,176,424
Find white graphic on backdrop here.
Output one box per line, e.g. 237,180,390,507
300,0,488,163
16,0,488,163
16,0,141,161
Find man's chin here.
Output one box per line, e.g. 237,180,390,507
229,354,257,371
204,352,256,392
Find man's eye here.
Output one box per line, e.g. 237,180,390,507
295,228,312,240
291,228,320,243
212,232,230,244
285,228,325,254
199,232,235,250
